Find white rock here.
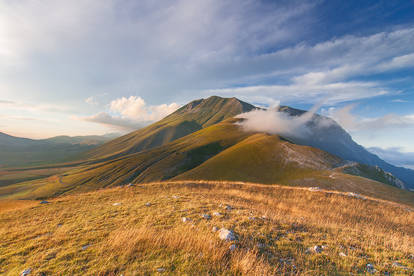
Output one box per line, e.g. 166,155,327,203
229,244,237,251
113,202,121,206
392,262,407,269
306,245,323,254
339,252,347,257
157,267,166,273
218,228,236,241
224,205,232,210
172,195,180,199
145,202,151,207
182,217,191,223
213,212,222,216
21,268,31,276
308,187,320,191
212,226,219,232
347,192,366,200
366,263,376,274
82,244,90,250
127,183,135,187
201,214,211,220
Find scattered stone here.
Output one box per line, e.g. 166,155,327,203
366,263,376,274
40,200,50,204
306,245,323,254
21,268,31,276
213,212,223,217
321,245,328,250
218,228,236,241
212,226,219,232
156,267,166,273
261,215,268,219
339,252,347,257
57,224,63,228
229,244,237,251
182,217,191,223
145,202,151,207
392,262,407,269
201,214,211,220
172,195,180,199
126,183,135,187
224,205,232,211
347,192,366,200
112,202,121,206
308,187,320,191
82,244,90,250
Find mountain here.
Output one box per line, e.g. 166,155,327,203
277,106,414,189
0,132,119,168
4,118,412,204
83,96,256,160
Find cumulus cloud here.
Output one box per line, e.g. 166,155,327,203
77,96,180,130
235,104,329,139
323,105,414,132
85,96,98,105
368,147,414,170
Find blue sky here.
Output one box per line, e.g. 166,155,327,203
1,0,414,167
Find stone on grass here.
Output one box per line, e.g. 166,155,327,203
145,202,151,207
182,217,191,223
392,262,407,269
308,187,320,192
306,245,323,254
339,252,347,257
112,202,121,206
201,214,211,220
40,200,50,204
82,244,90,250
223,204,232,210
156,267,166,273
21,268,31,276
212,226,219,232
229,244,237,251
218,228,236,241
127,183,135,187
172,195,180,199
347,192,366,200
213,212,222,217
366,263,376,274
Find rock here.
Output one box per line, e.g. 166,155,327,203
145,202,151,207
229,244,237,251
112,202,121,206
212,226,219,232
21,268,31,275
82,244,90,250
224,205,232,211
366,263,376,274
306,245,323,254
201,214,211,220
339,252,347,257
392,262,407,269
40,200,50,204
218,228,236,241
182,217,191,223
309,187,320,191
156,267,166,273
347,192,366,200
127,183,135,187
172,195,180,199
213,212,222,217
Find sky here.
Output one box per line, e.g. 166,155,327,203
1,0,414,167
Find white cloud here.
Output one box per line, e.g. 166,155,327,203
77,96,180,130
85,96,98,105
368,147,414,170
323,105,414,132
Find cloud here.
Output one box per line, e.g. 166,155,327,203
85,96,98,105
0,100,15,104
236,104,330,139
77,96,180,130
368,147,414,170
323,105,414,132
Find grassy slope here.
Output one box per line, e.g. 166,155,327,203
0,181,413,275
3,119,414,206
83,96,255,160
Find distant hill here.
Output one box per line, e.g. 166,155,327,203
83,96,256,160
0,132,120,168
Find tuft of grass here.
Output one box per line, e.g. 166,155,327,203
0,181,413,275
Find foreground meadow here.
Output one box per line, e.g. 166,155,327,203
0,181,413,275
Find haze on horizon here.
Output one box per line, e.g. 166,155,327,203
1,0,414,168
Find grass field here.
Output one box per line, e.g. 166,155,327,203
1,181,413,275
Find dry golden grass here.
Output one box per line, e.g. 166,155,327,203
0,181,413,275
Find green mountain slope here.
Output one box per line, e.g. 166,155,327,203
83,96,256,160
4,119,413,205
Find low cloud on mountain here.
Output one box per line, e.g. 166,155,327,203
368,147,414,170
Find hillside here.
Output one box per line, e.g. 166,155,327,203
0,132,117,168
0,181,413,275
83,96,256,160
3,119,414,206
